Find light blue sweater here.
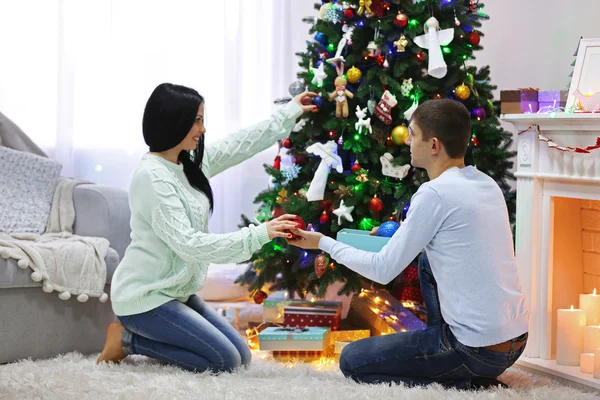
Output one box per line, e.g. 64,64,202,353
319,166,529,347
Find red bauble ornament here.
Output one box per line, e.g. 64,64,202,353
344,9,354,19
394,12,409,28
273,155,281,170
283,138,292,149
369,196,384,213
315,253,329,278
416,52,425,62
320,211,330,224
370,0,386,17
285,216,306,239
272,207,285,218
468,32,481,46
351,162,361,173
295,155,307,165
253,290,268,304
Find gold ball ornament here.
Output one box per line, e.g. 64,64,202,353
346,67,362,84
319,3,331,20
455,84,471,100
391,125,409,145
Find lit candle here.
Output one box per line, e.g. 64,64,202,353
556,305,586,366
581,353,594,373
580,288,600,326
584,325,600,353
595,349,600,379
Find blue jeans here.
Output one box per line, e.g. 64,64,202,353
340,252,527,388
117,295,251,373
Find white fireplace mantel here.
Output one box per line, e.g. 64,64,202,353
503,113,600,390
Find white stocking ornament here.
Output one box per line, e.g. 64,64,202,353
305,141,343,201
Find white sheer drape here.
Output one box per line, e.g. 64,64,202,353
0,0,315,233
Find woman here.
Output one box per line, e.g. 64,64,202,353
97,83,316,372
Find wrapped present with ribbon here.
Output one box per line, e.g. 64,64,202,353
348,288,426,336
258,326,331,351
500,88,539,114
538,90,568,111
262,291,312,323
272,345,335,363
284,301,342,331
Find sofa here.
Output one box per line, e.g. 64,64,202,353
0,184,131,364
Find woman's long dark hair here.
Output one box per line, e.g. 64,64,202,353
143,83,214,211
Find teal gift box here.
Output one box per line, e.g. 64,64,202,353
336,229,390,252
258,326,331,351
262,292,312,323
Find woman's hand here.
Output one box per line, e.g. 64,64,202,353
293,91,319,113
266,214,303,240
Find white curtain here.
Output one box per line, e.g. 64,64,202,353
0,0,315,233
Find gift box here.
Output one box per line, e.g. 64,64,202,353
336,229,390,252
284,301,342,331
258,326,331,351
538,90,568,110
330,329,370,343
333,341,352,363
500,89,539,114
262,291,311,323
272,345,335,362
348,288,426,336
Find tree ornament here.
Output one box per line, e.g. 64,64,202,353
315,253,329,278
354,106,372,134
393,35,409,52
416,52,425,62
334,185,354,199
306,141,343,201
376,220,400,237
374,90,398,125
468,32,481,46
313,96,325,108
344,9,355,19
471,107,487,120
356,170,369,183
282,164,302,183
394,12,408,28
346,66,362,84
320,211,330,224
286,216,306,239
391,125,409,145
380,153,410,179
329,76,354,118
253,290,268,304
289,80,306,96
324,3,342,24
319,3,332,20
295,155,307,165
351,162,361,173
273,155,281,170
375,54,386,66
455,84,471,100
370,0,386,17
357,0,372,15
369,196,384,213
311,62,327,87
333,200,355,224
401,78,413,97
413,17,454,79
283,138,292,149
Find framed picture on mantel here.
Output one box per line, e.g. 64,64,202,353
568,38,600,112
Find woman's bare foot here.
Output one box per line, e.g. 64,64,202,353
96,322,127,365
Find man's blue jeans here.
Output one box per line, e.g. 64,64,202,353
118,295,251,373
339,252,527,388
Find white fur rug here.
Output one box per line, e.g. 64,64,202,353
0,352,597,400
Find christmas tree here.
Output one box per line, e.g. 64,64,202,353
237,0,516,302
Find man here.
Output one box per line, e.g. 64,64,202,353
288,99,529,389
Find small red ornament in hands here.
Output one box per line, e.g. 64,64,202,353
468,32,481,46
351,162,361,173
253,290,268,304
285,216,306,239
273,155,281,170
320,211,330,224
369,196,384,213
315,253,329,278
283,138,292,149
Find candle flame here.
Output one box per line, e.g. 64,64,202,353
570,305,574,310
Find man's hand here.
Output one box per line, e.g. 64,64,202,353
285,224,324,250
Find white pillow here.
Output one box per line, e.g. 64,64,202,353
197,263,253,302
0,147,62,234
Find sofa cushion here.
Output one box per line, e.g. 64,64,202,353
0,147,62,234
0,247,119,289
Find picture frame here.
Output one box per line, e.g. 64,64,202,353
567,38,600,112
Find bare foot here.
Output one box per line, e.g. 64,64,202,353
96,322,127,365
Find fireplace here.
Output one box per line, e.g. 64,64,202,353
504,113,600,389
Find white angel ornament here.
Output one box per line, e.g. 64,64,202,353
413,17,454,79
